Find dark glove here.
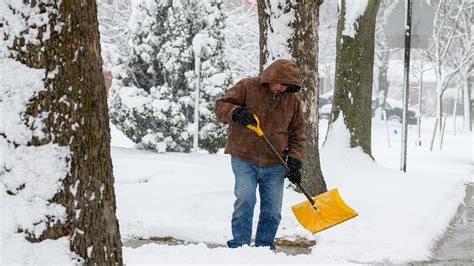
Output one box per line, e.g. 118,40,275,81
232,107,257,126
285,157,302,184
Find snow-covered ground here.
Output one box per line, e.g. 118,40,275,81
111,116,473,264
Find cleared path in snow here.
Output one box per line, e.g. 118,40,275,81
431,182,474,264
412,182,474,265
123,237,313,256
122,183,473,262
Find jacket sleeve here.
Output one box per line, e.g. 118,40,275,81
214,79,247,124
287,99,306,161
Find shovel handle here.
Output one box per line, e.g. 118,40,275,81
247,114,317,207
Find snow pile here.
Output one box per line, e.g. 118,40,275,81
319,117,466,262
115,116,471,264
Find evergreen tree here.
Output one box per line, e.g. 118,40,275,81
109,0,231,153
110,0,193,152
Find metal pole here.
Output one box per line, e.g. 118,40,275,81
193,54,201,153
417,49,423,146
401,0,413,172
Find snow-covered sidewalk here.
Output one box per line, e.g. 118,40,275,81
113,118,472,264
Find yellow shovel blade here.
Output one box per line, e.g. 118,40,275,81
291,188,358,234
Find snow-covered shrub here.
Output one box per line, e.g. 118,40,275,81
109,85,190,152
109,0,231,153
222,2,259,79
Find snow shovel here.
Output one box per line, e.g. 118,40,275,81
246,114,358,234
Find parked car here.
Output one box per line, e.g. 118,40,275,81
319,103,332,119
318,92,418,124
318,91,333,119
373,98,418,125
319,91,333,107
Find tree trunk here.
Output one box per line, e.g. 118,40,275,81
376,50,390,111
291,0,327,195
332,0,380,157
463,77,472,132
436,86,444,133
4,1,122,264
257,0,327,195
257,0,271,74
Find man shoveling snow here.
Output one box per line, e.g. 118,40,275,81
214,59,305,250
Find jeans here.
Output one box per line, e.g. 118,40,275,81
227,156,285,250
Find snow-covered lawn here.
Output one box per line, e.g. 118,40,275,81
112,117,472,264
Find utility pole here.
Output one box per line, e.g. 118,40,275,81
416,50,423,147
401,0,412,172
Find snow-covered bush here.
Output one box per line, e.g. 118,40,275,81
109,0,231,153
222,2,259,79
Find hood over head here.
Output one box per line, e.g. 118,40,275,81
260,59,302,93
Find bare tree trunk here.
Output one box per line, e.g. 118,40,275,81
257,0,270,75
436,85,444,133
331,0,380,157
376,51,390,108
257,0,327,195
463,76,472,132
4,1,122,264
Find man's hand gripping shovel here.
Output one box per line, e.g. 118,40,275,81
246,114,358,234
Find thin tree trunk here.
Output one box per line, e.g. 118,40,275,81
377,50,390,109
257,0,327,195
463,75,472,132
257,0,270,75
332,0,380,157
437,88,444,132
6,1,122,263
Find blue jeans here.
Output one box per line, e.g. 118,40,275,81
227,156,285,250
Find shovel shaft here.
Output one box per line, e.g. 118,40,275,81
261,135,289,172
261,135,317,207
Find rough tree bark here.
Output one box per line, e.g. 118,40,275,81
331,0,380,157
257,0,327,195
4,1,122,264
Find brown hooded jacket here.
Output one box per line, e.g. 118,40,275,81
214,59,306,167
